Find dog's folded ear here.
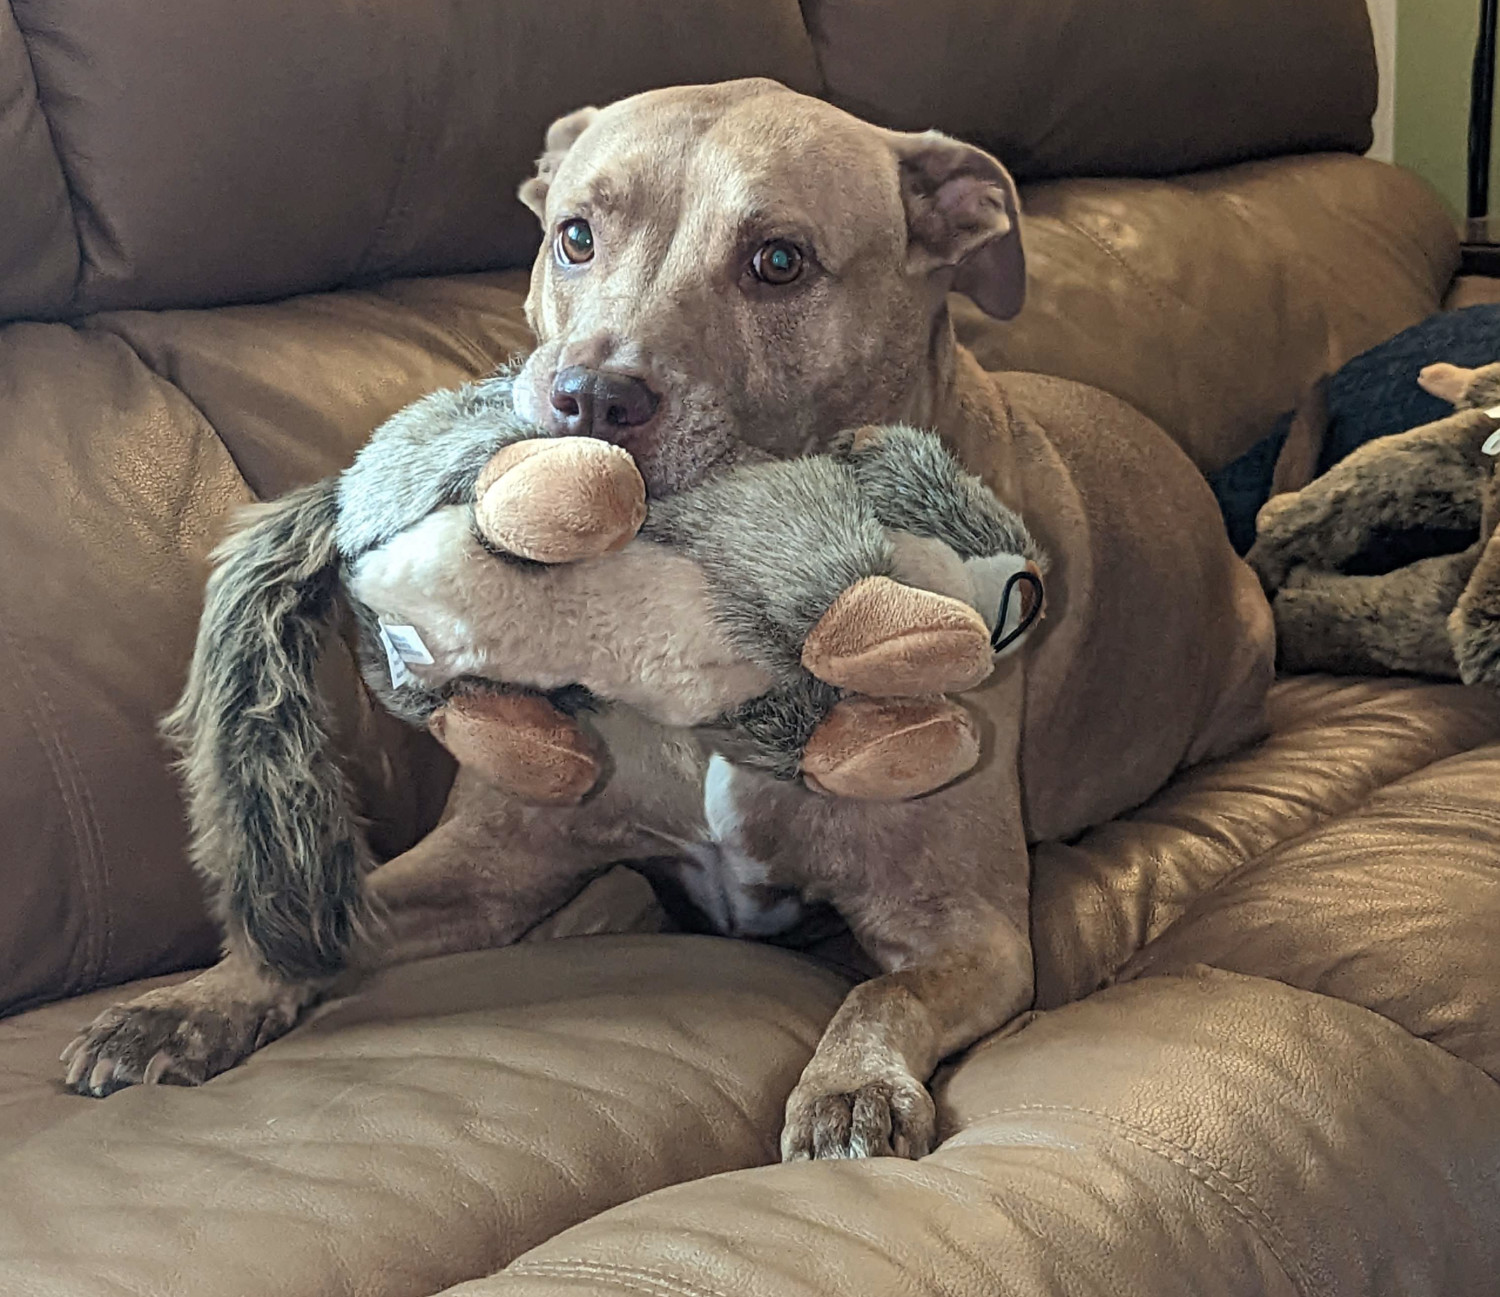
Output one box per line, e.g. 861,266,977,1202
519,106,600,219
889,131,1026,321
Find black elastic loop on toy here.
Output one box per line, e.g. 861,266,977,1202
991,569,1044,653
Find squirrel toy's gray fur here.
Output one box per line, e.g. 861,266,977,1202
164,369,1042,981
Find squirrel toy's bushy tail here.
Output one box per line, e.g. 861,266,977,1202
161,480,372,982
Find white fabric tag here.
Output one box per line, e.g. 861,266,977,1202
379,622,435,665
377,624,414,689
1484,427,1500,456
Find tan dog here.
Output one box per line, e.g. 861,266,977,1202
64,80,1272,1160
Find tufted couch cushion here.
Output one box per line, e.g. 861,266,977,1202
2,677,1497,1295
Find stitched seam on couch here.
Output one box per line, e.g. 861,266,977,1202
942,1102,1311,1295
508,1260,731,1297
9,1,90,308
0,616,109,996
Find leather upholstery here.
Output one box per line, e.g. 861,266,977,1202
4,679,1498,1295
478,972,1500,1297
960,157,1458,472
1,0,1375,321
0,5,75,321
1,0,1494,1293
805,0,1379,178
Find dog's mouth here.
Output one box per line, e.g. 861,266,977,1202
618,416,761,497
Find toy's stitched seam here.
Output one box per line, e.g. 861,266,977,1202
948,1101,1309,1293
509,1261,731,1297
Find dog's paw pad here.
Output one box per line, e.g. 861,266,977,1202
62,993,300,1097
781,1074,936,1161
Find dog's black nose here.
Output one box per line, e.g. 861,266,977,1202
549,366,660,440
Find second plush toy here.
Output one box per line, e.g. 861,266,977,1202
1246,359,1500,688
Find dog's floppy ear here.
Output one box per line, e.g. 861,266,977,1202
519,106,600,220
889,130,1026,320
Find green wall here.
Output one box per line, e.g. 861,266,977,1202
1396,0,1495,220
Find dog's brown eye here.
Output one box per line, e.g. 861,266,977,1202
556,219,595,265
752,239,803,285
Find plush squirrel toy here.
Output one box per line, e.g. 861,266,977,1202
169,371,1045,974
1246,360,1500,688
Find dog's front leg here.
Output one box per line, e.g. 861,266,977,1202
780,917,1031,1161
770,749,1034,1162
62,769,613,1096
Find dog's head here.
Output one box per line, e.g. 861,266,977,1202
512,79,1025,494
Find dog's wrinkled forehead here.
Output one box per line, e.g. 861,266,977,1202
541,83,907,264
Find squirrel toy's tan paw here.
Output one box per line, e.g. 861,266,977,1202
474,437,647,564
801,695,981,800
428,689,602,805
801,576,996,696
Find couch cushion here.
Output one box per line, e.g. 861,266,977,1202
8,0,821,318
0,272,569,1015
0,4,76,321
964,155,1459,473
1033,676,1500,1020
84,272,538,497
0,323,244,1014
806,0,1377,180
0,937,848,1297
459,971,1500,1297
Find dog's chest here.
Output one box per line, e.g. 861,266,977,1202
667,756,808,939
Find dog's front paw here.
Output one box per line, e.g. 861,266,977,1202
61,983,302,1097
781,1069,936,1161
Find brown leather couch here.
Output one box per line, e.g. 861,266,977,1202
2,1,1496,1293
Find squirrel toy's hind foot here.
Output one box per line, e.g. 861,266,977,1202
429,688,603,805
801,576,995,696
801,695,981,800
474,437,646,564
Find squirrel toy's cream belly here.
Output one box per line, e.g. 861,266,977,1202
346,506,773,727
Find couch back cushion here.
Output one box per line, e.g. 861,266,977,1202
0,6,77,321
3,0,1376,322
5,0,822,319
804,0,1377,178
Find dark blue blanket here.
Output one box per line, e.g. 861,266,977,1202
1211,304,1500,555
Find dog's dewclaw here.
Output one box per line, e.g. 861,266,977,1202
475,437,647,564
429,690,601,805
801,695,981,800
801,576,994,695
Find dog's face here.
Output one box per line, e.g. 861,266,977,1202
512,79,1026,494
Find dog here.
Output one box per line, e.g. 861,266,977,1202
63,79,1273,1161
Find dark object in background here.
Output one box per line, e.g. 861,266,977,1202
1212,305,1500,553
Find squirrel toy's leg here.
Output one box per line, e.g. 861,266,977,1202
1273,549,1480,678
1450,476,1500,688
427,685,604,806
